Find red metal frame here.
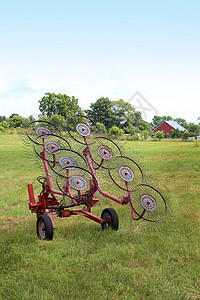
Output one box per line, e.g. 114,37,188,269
28,134,144,230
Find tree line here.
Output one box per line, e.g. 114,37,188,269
0,92,200,138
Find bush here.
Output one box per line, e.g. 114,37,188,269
182,131,191,141
48,114,66,130
133,133,139,141
155,130,165,140
95,122,107,134
125,124,140,136
1,121,9,128
142,130,149,139
109,126,124,136
0,126,5,133
170,129,182,139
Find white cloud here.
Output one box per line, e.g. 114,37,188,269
0,59,199,123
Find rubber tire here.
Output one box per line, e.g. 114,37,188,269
36,215,54,240
101,208,119,231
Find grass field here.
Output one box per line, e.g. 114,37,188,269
0,134,199,299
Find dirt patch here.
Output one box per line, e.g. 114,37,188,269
0,216,32,233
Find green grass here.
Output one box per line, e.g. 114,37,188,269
0,135,199,299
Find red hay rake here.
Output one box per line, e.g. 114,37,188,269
25,115,169,240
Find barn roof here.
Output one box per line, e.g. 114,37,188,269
165,121,187,131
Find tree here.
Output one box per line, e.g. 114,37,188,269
39,93,57,117
111,99,135,128
0,116,6,123
187,123,200,135
86,97,117,130
22,117,32,128
8,115,24,128
86,97,137,131
136,119,153,135
56,94,81,119
9,113,20,119
38,93,81,118
29,115,36,122
133,111,142,124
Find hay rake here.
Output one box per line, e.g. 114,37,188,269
25,115,169,240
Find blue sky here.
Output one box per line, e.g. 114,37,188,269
0,0,200,123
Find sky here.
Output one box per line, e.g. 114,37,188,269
0,0,200,123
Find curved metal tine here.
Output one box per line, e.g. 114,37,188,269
108,155,144,192
130,184,168,223
66,114,99,145
25,120,62,145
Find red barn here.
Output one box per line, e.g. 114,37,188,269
154,121,187,135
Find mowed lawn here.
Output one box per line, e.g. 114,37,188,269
0,134,199,299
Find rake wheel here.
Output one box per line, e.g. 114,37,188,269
47,149,87,177
89,137,123,169
108,156,145,191
25,120,62,145
33,134,71,164
66,115,99,145
56,166,98,203
130,184,168,222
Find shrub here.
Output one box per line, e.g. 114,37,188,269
142,130,149,139
133,133,139,141
170,129,182,139
126,124,140,136
1,121,9,128
49,114,66,130
109,126,124,136
95,122,107,134
0,126,5,133
182,131,191,141
155,130,165,140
